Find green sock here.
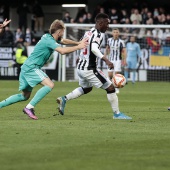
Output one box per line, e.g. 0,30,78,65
0,94,27,108
30,86,52,107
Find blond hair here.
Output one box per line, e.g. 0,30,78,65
49,20,65,34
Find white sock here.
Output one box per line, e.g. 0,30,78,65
66,87,84,100
26,103,34,109
107,93,120,114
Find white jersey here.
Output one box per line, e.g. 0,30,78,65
77,27,104,70
107,38,125,61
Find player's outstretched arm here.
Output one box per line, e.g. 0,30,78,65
55,37,88,55
102,56,114,69
61,38,80,45
91,43,114,69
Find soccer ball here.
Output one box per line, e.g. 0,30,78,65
112,74,126,88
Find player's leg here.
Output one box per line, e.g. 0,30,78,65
131,61,137,84
0,91,30,108
23,77,53,120
57,87,92,115
22,69,53,119
57,69,93,115
0,71,32,108
26,77,53,109
94,70,131,119
104,84,132,120
124,60,131,84
114,60,122,93
132,69,136,84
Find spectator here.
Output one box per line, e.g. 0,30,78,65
63,12,72,23
1,26,14,45
120,9,129,24
83,12,93,23
75,7,87,22
99,7,105,14
159,7,165,15
146,12,154,24
165,14,170,24
70,18,75,23
14,28,24,46
130,9,142,24
161,14,167,24
77,17,84,24
15,43,27,79
124,18,131,24
24,28,36,46
17,2,30,32
153,8,159,18
109,8,119,23
141,7,149,24
154,15,162,24
32,0,44,32
146,18,154,25
163,29,170,42
152,28,164,44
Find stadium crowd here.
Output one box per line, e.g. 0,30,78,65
0,0,170,47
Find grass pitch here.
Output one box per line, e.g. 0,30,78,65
0,80,170,170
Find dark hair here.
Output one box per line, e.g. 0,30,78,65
95,13,109,22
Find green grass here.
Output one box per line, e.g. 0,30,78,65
0,80,170,170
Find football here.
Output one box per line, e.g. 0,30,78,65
112,74,126,88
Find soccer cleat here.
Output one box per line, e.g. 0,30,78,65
23,108,38,120
168,107,170,111
113,112,132,120
56,96,66,115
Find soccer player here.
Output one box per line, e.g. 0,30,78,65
0,19,88,120
105,28,127,93
57,13,132,120
124,36,141,84
0,19,11,34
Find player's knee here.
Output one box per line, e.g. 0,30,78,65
48,82,55,89
22,91,31,100
105,84,115,93
22,94,30,101
82,87,93,94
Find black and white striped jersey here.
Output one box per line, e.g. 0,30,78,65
107,38,125,61
77,27,104,70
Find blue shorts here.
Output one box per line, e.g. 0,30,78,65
19,68,48,91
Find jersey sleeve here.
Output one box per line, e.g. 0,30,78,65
91,43,104,59
46,38,61,50
92,32,103,46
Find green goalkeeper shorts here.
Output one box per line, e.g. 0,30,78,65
19,68,48,91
